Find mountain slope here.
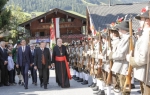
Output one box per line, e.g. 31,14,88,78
6,0,148,15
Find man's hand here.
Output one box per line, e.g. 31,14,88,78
51,63,55,67
48,65,51,69
16,64,19,68
4,61,8,65
30,63,33,67
34,66,37,70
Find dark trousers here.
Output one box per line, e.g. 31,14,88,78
8,70,14,83
30,65,37,83
38,65,48,86
21,63,29,87
13,65,16,83
47,68,49,83
0,64,8,84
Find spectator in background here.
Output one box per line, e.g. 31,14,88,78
7,51,15,85
30,44,37,85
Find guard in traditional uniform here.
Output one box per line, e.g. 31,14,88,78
93,31,108,95
77,41,84,82
81,39,89,85
108,20,133,95
126,7,150,95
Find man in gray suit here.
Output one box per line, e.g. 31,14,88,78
126,9,150,95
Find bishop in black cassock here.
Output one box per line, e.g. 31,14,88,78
52,38,71,88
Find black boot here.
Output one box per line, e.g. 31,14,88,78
77,78,83,82
92,86,99,91
97,90,105,95
88,82,94,87
44,85,47,89
72,75,76,79
131,84,135,89
18,80,21,85
74,77,79,81
81,80,88,85
91,83,96,88
93,89,101,94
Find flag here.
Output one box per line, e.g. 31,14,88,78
89,16,96,36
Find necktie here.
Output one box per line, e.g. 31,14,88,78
42,49,45,65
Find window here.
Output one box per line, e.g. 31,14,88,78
40,32,45,36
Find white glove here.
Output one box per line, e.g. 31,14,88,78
126,51,132,62
98,54,103,59
107,49,111,56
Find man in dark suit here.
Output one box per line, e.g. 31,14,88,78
0,41,9,86
30,44,37,85
16,40,32,89
34,41,51,89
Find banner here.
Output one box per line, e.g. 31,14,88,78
55,18,60,38
89,15,96,36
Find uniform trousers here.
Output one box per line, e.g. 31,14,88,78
140,82,150,95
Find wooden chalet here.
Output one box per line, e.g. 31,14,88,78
19,8,86,46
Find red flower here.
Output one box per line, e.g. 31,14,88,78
88,38,91,40
138,28,141,32
118,17,123,22
111,22,115,26
141,8,146,13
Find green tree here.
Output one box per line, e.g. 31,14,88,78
0,0,11,32
7,5,31,42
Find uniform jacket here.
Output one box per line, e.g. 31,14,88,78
130,28,150,86
109,33,130,75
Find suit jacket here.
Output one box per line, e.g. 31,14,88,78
16,46,32,66
130,28,150,85
34,47,51,69
0,48,8,65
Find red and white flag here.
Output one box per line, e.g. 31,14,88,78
89,16,96,36
53,18,60,38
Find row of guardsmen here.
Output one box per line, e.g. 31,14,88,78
67,4,150,95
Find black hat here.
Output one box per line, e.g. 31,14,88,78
115,21,130,32
135,10,149,20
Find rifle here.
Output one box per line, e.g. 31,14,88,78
106,28,113,85
97,27,103,78
124,15,134,91
90,37,95,75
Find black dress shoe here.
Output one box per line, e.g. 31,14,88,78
44,85,47,89
74,77,79,80
18,80,21,85
131,84,135,89
91,83,96,88
77,78,83,82
40,83,43,87
81,80,88,85
0,83,3,87
4,83,9,86
25,86,28,89
21,82,24,86
88,82,94,87
93,89,101,94
93,86,99,91
137,90,141,94
97,90,105,95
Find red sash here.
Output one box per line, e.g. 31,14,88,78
55,56,72,80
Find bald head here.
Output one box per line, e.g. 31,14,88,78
57,38,62,47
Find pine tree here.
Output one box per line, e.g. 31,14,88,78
0,0,11,30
